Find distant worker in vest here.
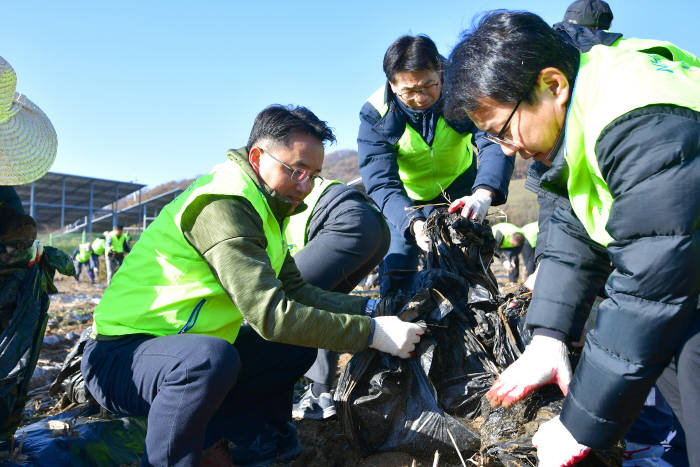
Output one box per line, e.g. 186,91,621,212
491,222,534,284
90,233,106,282
72,241,94,284
81,105,423,466
104,225,130,284
357,34,514,296
444,10,700,466
286,178,390,420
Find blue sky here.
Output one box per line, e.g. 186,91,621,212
3,1,699,187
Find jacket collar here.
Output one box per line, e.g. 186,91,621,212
226,147,307,223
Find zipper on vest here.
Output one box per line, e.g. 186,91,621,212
178,299,206,334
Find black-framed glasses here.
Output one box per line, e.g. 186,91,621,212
263,150,323,184
395,82,440,99
484,99,522,147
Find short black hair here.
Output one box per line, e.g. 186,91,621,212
246,105,335,152
116,225,124,230
383,35,443,82
443,10,580,122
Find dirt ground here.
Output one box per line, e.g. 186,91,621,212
19,259,525,466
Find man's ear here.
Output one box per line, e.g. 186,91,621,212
537,67,570,106
249,147,263,175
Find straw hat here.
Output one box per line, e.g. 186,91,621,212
0,56,57,185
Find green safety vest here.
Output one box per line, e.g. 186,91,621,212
93,159,287,343
76,242,91,263
367,85,473,201
612,37,700,68
565,44,700,246
283,179,341,256
521,222,539,247
91,237,105,255
492,222,523,249
108,232,127,253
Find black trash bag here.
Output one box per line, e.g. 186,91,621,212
49,328,94,406
0,404,146,466
0,244,74,443
335,282,481,462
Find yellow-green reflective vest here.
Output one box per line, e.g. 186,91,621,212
76,242,91,263
521,222,539,247
108,232,127,253
565,44,700,246
612,37,700,68
284,179,341,256
93,160,287,343
366,85,473,201
91,237,105,255
492,222,523,249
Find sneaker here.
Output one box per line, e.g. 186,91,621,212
623,442,673,467
292,386,336,420
230,422,301,467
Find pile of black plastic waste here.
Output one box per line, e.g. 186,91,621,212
335,209,622,465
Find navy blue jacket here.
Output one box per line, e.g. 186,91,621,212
527,103,700,448
357,85,513,240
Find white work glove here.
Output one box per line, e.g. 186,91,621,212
448,188,493,223
27,240,44,267
486,335,571,407
502,259,514,271
412,219,429,252
533,416,591,467
523,265,539,291
369,316,425,359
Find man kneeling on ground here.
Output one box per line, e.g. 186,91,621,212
81,105,424,467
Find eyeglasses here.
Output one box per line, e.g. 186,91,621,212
484,99,522,147
395,82,440,99
262,150,323,184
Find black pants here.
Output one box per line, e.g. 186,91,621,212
294,184,389,386
82,327,316,466
655,313,700,467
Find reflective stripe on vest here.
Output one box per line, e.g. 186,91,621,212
367,85,473,201
492,222,523,249
94,160,287,343
284,179,341,256
109,232,127,253
565,45,700,246
91,237,105,255
77,243,91,263
521,222,539,247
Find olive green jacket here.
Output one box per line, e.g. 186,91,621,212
179,148,371,352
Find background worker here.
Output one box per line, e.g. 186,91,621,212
105,225,130,284
90,233,106,281
72,241,94,284
82,105,423,467
357,34,513,296
287,178,390,420
491,222,527,284
444,10,700,466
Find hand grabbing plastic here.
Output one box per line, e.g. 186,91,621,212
370,316,425,358
448,188,493,223
486,335,571,407
412,219,429,252
532,416,591,466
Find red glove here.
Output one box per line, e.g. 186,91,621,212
533,416,591,466
486,335,571,407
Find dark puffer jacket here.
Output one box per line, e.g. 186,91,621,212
357,85,513,239
527,103,700,447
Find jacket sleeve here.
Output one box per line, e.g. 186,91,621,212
471,128,514,205
559,106,700,448
526,204,611,338
181,196,372,353
357,102,422,240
